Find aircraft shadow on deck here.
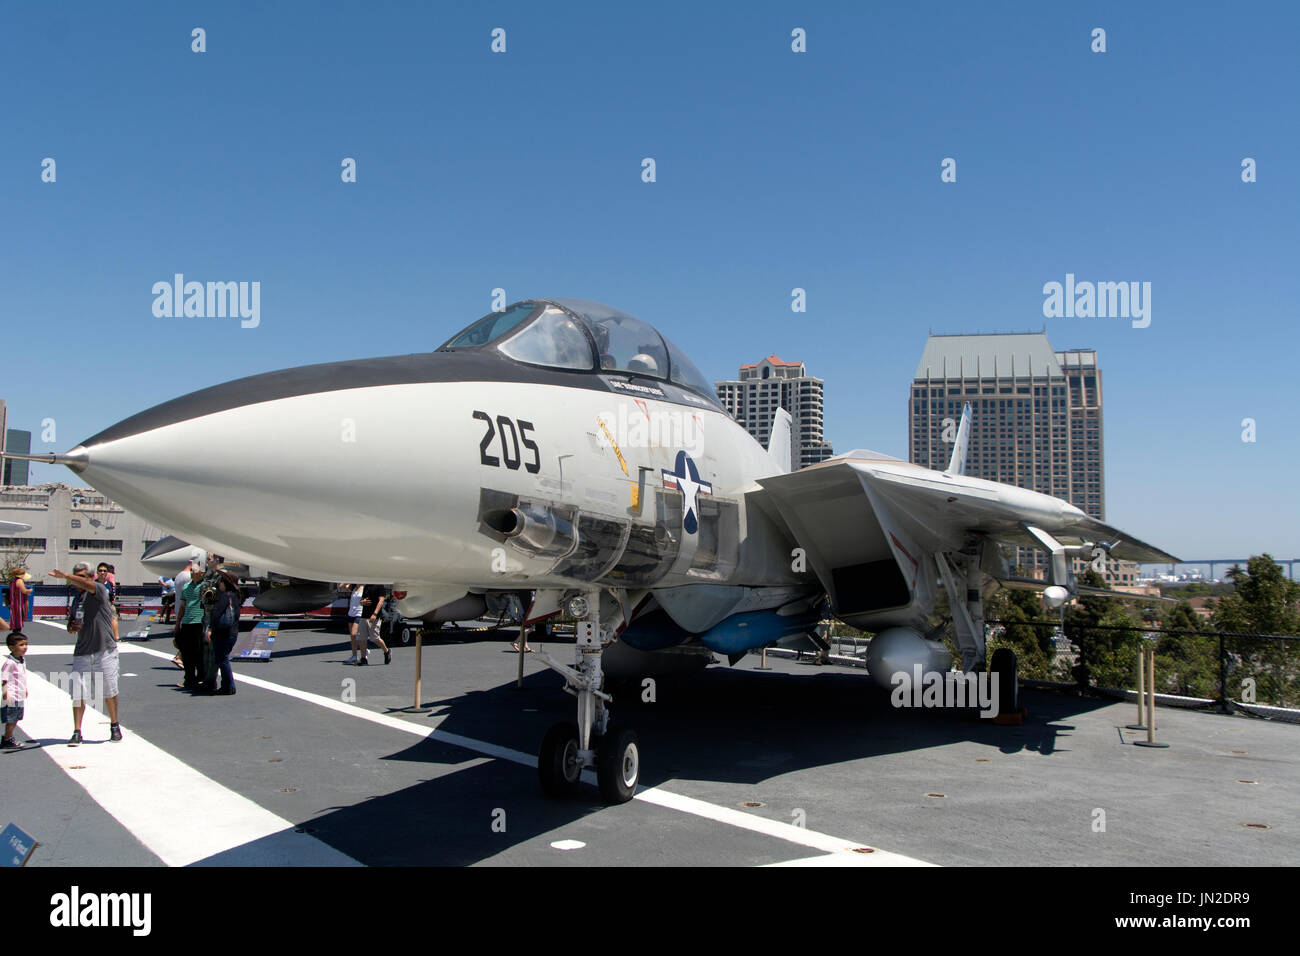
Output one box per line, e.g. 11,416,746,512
220,664,1117,866
191,754,610,867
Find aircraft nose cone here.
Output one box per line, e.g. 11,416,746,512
63,445,90,474
69,355,479,583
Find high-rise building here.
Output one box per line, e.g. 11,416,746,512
909,333,1127,582
0,400,31,486
3,430,31,487
716,356,833,470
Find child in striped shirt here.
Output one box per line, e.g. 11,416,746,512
2,631,29,750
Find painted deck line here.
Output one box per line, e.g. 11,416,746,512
634,787,934,866
20,667,361,868
118,643,936,867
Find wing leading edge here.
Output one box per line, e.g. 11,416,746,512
752,456,1178,627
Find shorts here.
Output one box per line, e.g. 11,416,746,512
70,649,120,702
1,703,23,724
359,617,382,644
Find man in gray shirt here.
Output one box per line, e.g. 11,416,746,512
49,561,122,745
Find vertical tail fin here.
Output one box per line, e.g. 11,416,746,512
944,402,972,476
768,408,793,474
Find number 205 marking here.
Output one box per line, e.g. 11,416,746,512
473,411,540,473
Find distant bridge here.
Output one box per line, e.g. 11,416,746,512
1158,558,1299,581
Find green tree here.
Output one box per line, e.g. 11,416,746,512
1212,555,1300,706
1213,555,1300,635
986,585,1055,679
1154,601,1218,698
1064,569,1142,689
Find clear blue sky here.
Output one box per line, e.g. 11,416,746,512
2,2,1296,562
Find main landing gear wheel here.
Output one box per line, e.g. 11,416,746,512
538,722,583,797
597,725,640,804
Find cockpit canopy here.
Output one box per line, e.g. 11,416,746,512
439,298,722,409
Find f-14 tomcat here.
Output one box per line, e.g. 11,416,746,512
9,298,1177,803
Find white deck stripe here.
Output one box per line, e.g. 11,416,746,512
21,667,361,867
634,788,932,865
118,644,932,866
27,633,933,866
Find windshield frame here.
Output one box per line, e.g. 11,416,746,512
436,302,543,351
436,299,725,411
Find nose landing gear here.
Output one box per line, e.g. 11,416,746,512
596,724,639,804
532,590,641,804
538,721,582,796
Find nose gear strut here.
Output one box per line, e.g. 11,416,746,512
532,589,640,804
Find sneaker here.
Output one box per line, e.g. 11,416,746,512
384,649,392,665
110,724,123,742
68,730,83,747
1,738,19,751
218,686,236,696
357,658,368,666
344,656,358,665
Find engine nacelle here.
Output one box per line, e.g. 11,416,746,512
865,626,952,691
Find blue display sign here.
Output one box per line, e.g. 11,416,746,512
1,823,37,867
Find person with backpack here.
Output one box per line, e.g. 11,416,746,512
200,571,241,695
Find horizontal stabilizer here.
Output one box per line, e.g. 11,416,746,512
998,576,1174,604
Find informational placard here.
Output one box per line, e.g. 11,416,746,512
232,620,278,661
1,823,37,867
124,611,157,640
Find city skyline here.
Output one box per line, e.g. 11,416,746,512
2,3,1295,561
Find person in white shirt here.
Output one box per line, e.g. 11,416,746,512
344,584,364,664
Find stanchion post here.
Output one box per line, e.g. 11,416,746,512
1135,645,1169,749
1218,631,1230,714
1148,648,1158,735
516,621,527,688
1126,641,1147,730
414,626,422,709
403,627,431,713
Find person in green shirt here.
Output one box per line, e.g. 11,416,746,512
175,564,208,688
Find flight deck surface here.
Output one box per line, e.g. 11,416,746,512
6,619,1296,867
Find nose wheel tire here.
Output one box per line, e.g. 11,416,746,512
596,726,640,804
538,722,583,797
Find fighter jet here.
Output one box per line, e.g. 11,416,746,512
7,298,1176,803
